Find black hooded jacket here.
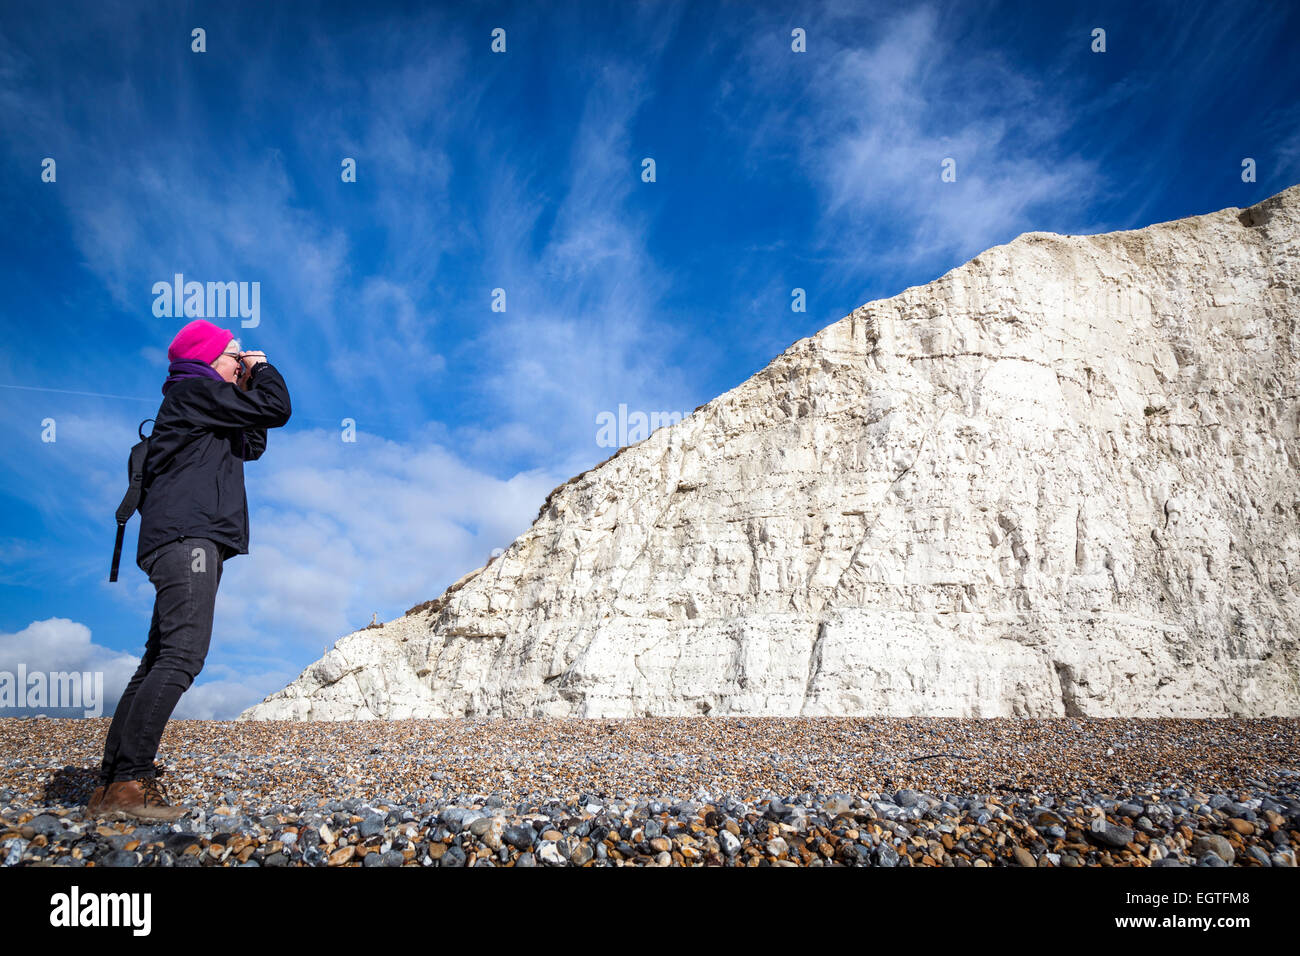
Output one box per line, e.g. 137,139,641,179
136,362,292,569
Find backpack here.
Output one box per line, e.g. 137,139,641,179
110,418,155,582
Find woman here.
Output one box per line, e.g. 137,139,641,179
89,318,292,822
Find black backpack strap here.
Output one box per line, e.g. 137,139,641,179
110,419,154,582
110,523,127,583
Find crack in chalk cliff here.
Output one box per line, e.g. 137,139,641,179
801,621,827,715
343,669,375,719
604,453,683,627
827,358,996,604
743,516,765,599
1074,505,1085,571
907,351,1059,373
1052,660,1083,717
364,664,393,718
632,633,670,694
309,649,362,691
828,403,955,601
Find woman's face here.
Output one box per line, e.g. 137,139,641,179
211,338,243,384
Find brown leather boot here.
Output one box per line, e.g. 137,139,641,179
97,776,190,823
87,763,166,816
85,785,106,815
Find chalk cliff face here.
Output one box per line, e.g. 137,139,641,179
240,185,1300,721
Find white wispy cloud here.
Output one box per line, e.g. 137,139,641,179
715,2,1103,280
461,30,700,465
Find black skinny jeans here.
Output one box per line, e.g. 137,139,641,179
100,536,223,784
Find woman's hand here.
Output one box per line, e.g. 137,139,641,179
238,351,267,390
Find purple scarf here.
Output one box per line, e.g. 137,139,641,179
162,358,227,396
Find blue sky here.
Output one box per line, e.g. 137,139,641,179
1,0,1297,719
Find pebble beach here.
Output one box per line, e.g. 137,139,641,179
1,715,1297,867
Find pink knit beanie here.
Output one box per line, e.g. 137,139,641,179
168,319,235,364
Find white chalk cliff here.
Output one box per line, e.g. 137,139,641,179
241,184,1300,721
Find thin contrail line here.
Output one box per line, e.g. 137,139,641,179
0,383,157,402
0,383,354,428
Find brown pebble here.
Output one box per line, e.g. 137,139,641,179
328,845,355,866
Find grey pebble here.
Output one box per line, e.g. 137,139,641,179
1087,820,1134,848
439,844,466,867
503,825,534,849
874,843,899,867
28,814,62,837
1,837,28,866
1191,834,1235,864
